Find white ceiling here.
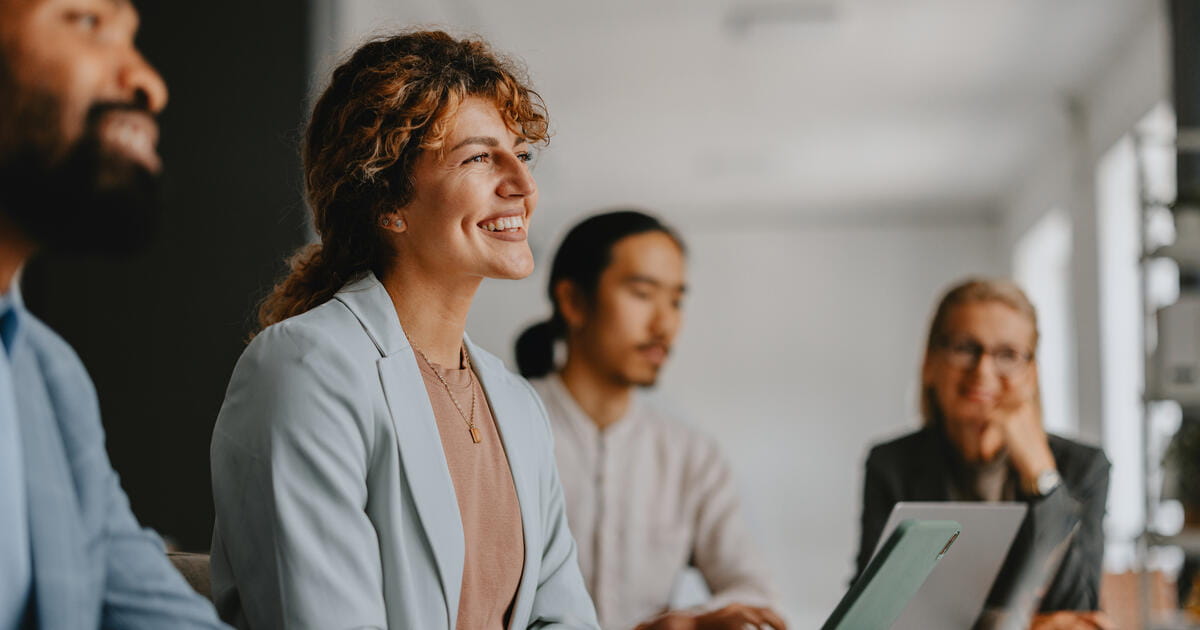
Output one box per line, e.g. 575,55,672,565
317,0,1156,225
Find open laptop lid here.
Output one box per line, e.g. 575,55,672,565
871,502,1026,559
871,502,1028,630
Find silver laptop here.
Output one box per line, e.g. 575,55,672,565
870,502,1027,630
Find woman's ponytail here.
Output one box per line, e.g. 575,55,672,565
256,243,371,332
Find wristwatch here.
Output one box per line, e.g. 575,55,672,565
1028,469,1062,497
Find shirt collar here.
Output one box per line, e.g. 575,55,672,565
546,372,643,438
0,286,24,357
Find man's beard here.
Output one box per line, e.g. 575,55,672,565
624,363,663,389
0,94,164,257
629,372,661,388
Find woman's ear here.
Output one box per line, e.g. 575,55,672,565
554,279,587,331
378,214,408,234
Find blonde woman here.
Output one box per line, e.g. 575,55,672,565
856,279,1112,630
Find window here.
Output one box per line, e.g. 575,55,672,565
1014,209,1075,436
1095,102,1181,571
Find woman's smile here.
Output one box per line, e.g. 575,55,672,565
477,213,527,241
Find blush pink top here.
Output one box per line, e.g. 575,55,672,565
418,356,525,629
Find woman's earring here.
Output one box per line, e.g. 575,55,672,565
380,217,405,230
394,219,405,229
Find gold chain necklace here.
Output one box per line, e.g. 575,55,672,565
408,338,481,444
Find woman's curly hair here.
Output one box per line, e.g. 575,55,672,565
257,30,549,330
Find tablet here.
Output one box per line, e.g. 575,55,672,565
872,502,1027,630
821,519,961,630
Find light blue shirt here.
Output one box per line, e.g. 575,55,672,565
0,289,32,628
0,286,227,630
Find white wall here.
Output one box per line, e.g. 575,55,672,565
469,216,1001,625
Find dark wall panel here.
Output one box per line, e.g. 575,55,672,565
1173,0,1200,207
22,1,312,550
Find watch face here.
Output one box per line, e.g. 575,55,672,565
1037,470,1062,496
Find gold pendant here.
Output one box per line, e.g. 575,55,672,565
470,427,481,444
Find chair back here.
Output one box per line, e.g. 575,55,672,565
168,552,213,601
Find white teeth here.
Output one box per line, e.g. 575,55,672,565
110,124,151,156
481,216,523,232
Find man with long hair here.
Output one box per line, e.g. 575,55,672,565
517,211,786,630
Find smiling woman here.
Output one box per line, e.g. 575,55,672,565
257,30,547,330
209,31,599,630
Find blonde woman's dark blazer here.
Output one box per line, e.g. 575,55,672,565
856,427,1110,613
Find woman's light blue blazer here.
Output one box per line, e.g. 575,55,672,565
209,273,600,630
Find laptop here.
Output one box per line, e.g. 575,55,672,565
870,502,1028,630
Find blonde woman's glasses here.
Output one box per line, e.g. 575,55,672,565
938,339,1033,377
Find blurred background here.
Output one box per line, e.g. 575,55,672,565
19,0,1200,626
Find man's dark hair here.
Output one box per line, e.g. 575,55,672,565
515,209,685,378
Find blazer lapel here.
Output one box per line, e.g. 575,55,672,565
912,427,953,501
377,352,465,624
335,274,465,626
18,364,89,630
466,339,540,629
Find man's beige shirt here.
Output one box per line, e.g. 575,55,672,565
532,375,775,630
